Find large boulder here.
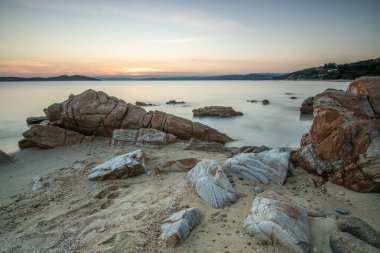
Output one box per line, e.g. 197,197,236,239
88,149,145,180
111,128,176,146
222,147,292,185
193,106,243,117
187,160,237,208
297,77,380,192
160,207,203,247
300,96,314,114
244,191,310,253
329,232,380,253
19,125,91,149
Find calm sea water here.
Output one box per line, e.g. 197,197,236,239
0,80,349,153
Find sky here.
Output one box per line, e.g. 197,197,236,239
0,0,380,77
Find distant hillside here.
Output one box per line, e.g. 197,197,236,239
99,73,282,81
276,58,380,80
0,75,100,82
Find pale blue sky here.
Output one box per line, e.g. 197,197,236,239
0,0,379,76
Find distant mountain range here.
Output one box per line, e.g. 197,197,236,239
275,58,380,80
0,75,99,82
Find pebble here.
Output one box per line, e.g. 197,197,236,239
335,207,349,215
254,186,263,194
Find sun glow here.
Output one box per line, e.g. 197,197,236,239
121,67,162,75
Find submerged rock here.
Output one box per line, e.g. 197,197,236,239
160,207,202,247
330,232,380,253
297,77,380,192
300,96,314,114
222,147,292,185
192,106,243,117
88,150,145,180
187,160,237,208
244,191,310,253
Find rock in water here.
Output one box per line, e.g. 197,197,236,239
330,232,380,253
88,150,145,180
300,96,314,114
297,77,380,192
160,207,202,246
192,106,243,117
337,216,380,249
187,160,237,208
243,191,310,253
222,148,292,185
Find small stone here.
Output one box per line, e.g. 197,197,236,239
335,207,349,215
32,176,45,191
254,186,263,193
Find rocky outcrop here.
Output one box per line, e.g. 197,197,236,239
187,160,237,208
88,150,145,180
166,100,185,105
26,116,48,125
192,106,243,117
135,101,154,106
160,207,202,247
112,128,176,146
184,138,231,153
19,125,92,149
43,90,231,144
329,232,380,253
222,148,292,185
244,191,310,253
300,96,314,114
297,77,380,192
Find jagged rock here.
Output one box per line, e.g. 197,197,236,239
330,232,380,253
187,160,237,208
244,191,310,253
26,116,48,125
0,150,14,165
184,138,231,153
19,125,91,149
32,176,45,191
297,77,380,192
300,96,314,114
192,106,243,117
222,148,292,185
337,216,380,249
137,128,177,145
160,207,202,246
166,100,185,104
88,150,145,180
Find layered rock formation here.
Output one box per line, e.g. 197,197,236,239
244,191,310,253
192,106,243,117
20,89,231,149
297,76,380,192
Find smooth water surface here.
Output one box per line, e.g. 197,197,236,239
0,80,349,153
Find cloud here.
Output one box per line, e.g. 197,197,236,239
0,60,52,67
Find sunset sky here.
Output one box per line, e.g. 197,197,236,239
1,0,379,77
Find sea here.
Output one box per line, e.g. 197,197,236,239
0,80,349,153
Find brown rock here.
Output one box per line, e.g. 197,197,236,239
120,104,146,130
193,106,243,117
158,158,200,173
297,77,380,192
0,150,14,165
20,125,88,149
300,96,314,114
26,116,48,125
184,138,231,153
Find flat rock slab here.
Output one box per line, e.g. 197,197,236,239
330,232,380,253
192,106,243,117
222,147,292,185
244,191,310,253
112,128,176,146
187,160,237,208
88,150,145,180
160,207,202,247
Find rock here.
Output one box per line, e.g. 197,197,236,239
230,146,271,156
192,106,243,117
88,150,145,180
111,129,139,146
254,186,263,193
26,116,48,125
187,160,237,208
300,96,314,114
135,101,154,106
160,207,202,247
166,100,185,105
222,147,292,185
247,99,258,103
184,138,231,153
32,176,45,191
329,232,380,253
337,216,380,249
297,77,380,192
290,96,298,99
137,128,176,145
0,150,14,165
335,207,349,215
244,191,310,253
158,158,200,173
20,125,90,149
262,99,270,105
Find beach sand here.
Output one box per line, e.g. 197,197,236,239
0,140,379,253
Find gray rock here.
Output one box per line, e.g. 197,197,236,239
88,150,145,180
137,128,176,145
300,96,314,114
26,116,48,125
330,232,380,253
262,99,270,105
0,150,14,165
337,216,380,249
187,160,237,208
32,176,45,191
244,191,310,253
222,147,292,185
192,106,243,117
112,129,139,146
335,207,349,215
184,138,231,153
254,186,263,193
160,207,202,246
